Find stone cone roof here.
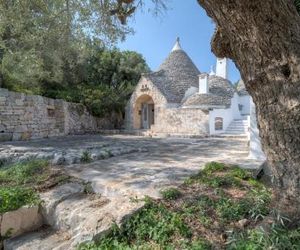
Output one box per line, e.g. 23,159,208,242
144,38,200,103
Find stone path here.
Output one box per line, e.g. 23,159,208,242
3,135,263,249
0,135,147,165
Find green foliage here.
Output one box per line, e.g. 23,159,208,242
79,198,211,250
79,163,276,249
0,159,49,185
229,166,251,180
160,188,181,200
0,186,40,214
80,151,92,163
199,175,242,188
0,160,51,214
228,225,300,250
0,2,149,120
202,162,226,175
0,0,131,87
246,187,272,220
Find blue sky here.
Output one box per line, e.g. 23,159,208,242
118,0,240,83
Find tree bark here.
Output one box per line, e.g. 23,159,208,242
197,0,300,225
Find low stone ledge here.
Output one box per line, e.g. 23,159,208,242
1,205,43,238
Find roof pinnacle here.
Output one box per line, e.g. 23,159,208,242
171,37,182,51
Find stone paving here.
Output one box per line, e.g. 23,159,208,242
1,134,262,199
0,134,147,165
63,135,262,198
3,134,264,250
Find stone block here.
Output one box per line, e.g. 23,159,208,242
1,206,43,238
12,133,22,141
0,133,13,142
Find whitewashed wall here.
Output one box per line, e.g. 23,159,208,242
238,95,251,115
249,98,266,160
209,93,241,135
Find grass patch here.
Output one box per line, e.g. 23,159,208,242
228,225,300,250
79,162,299,249
79,198,207,250
0,159,49,186
0,159,72,213
160,188,181,200
0,186,40,214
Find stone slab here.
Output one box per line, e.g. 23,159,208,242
1,206,43,238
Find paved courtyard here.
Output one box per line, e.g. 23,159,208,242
3,135,265,249
1,134,262,198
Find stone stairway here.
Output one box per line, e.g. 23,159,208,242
222,119,249,137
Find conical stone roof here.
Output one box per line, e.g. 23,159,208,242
145,38,200,103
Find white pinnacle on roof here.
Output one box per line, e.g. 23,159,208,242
171,37,182,51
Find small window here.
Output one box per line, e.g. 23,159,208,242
215,117,223,131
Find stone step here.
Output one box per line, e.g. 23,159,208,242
225,128,247,132
224,119,249,136
4,228,73,250
6,182,143,250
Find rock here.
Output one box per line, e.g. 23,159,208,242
4,228,72,250
1,206,43,238
237,218,249,228
40,182,84,227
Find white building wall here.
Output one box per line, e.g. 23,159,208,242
249,98,266,160
238,95,251,115
209,93,241,135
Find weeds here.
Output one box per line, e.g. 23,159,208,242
0,186,40,213
80,151,92,163
0,159,49,185
228,225,300,250
0,159,57,214
160,188,181,200
78,162,285,249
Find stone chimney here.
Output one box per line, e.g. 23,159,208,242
216,58,228,79
199,73,209,94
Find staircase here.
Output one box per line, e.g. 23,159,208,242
222,119,249,137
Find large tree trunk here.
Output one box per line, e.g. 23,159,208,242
197,0,300,224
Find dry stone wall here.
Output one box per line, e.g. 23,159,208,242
0,88,112,141
152,107,210,135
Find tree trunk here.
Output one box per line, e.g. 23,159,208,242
197,0,300,224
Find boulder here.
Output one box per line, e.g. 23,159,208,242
1,206,43,238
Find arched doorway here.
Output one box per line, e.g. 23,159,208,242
133,95,155,129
